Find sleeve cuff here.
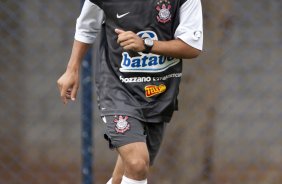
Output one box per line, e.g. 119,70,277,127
176,28,203,51
74,33,96,44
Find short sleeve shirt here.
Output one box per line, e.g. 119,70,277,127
75,0,203,122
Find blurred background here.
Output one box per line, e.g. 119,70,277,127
0,0,281,184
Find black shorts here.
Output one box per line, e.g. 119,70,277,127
102,115,166,165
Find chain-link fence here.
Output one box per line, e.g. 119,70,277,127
0,1,81,183
0,0,281,184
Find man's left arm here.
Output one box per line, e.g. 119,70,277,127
116,0,203,59
151,39,201,59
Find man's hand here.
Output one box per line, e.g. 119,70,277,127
115,29,145,52
57,40,90,104
57,68,79,104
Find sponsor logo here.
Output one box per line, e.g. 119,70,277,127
120,31,180,73
153,73,182,81
117,12,130,19
120,76,151,83
119,73,182,83
145,84,166,97
114,116,130,134
120,53,180,73
156,0,172,23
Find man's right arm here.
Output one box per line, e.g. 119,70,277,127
57,0,104,104
57,41,90,104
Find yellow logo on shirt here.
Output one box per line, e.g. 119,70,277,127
145,84,166,97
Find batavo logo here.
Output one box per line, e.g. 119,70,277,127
145,84,166,97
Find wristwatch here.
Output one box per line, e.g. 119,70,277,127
143,37,154,54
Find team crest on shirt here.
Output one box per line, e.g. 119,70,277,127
114,115,130,134
156,0,172,23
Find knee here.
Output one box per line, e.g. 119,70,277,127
125,158,149,176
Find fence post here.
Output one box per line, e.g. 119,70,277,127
81,1,93,184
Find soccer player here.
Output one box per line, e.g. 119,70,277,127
57,0,203,183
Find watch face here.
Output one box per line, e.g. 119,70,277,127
144,38,154,47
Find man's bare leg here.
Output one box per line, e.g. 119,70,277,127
111,155,124,184
117,142,149,182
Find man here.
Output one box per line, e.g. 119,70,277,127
57,0,203,183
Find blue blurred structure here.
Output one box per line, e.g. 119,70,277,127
81,1,93,184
